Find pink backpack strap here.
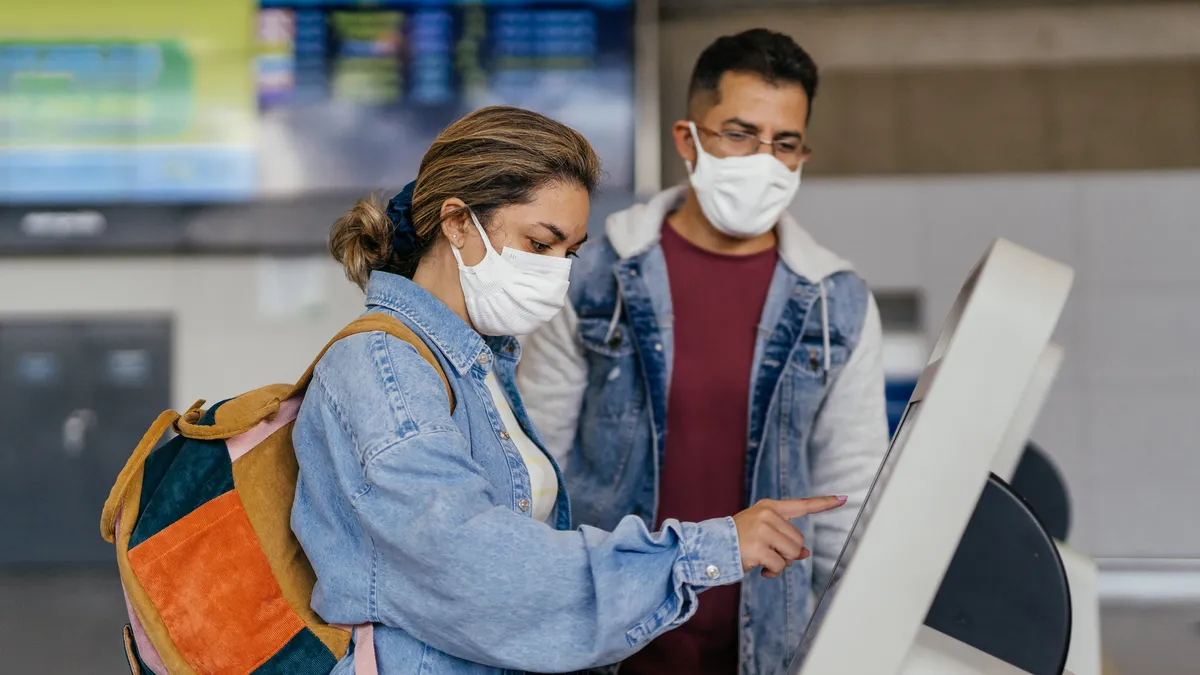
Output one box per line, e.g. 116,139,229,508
354,624,377,675
333,623,377,674
115,510,169,674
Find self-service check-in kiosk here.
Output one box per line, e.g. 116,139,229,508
787,239,1085,675
990,346,1101,675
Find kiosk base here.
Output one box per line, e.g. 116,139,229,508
902,627,1078,675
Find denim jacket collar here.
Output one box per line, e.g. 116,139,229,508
364,271,501,377
604,184,856,283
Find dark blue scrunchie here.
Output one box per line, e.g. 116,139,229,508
386,180,418,256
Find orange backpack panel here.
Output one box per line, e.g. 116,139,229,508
100,315,454,675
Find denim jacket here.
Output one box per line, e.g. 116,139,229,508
518,187,890,675
291,272,747,674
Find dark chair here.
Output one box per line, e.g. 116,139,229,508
1011,441,1072,542
924,472,1072,675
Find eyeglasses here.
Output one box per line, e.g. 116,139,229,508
692,122,812,167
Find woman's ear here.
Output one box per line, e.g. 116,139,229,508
439,198,470,250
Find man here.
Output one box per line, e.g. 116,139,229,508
518,29,888,675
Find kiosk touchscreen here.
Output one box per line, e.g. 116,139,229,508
789,239,1074,675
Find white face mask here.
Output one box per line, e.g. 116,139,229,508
686,121,802,239
451,210,572,337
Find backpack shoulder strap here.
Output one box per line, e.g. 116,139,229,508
101,409,183,543
175,314,455,442
290,313,456,412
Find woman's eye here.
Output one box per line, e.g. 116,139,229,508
530,240,551,253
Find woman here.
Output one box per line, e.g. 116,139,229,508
292,105,845,674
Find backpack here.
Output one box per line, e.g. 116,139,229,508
100,314,455,675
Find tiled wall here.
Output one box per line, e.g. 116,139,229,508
793,169,1200,560
656,3,1200,183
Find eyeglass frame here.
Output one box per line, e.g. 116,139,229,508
690,121,812,168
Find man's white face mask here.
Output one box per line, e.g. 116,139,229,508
686,121,802,239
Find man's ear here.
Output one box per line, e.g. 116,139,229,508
672,120,698,170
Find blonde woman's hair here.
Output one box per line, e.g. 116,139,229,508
330,106,602,289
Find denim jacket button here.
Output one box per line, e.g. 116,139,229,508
705,564,721,580
477,352,490,366
518,498,531,513
499,430,511,441
654,343,663,352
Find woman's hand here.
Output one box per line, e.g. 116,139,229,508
732,496,847,578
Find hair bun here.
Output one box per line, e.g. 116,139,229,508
387,180,418,255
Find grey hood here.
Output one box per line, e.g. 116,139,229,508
604,185,855,283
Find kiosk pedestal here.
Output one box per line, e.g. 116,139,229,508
903,626,1072,675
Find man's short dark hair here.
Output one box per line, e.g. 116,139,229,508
688,29,819,118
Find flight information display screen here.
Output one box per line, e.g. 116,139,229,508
0,0,635,205
254,0,634,198
0,0,259,204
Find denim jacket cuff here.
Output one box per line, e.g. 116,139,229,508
674,516,744,588
623,519,745,648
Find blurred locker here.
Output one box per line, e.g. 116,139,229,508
0,317,171,564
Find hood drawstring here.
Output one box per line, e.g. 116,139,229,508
820,280,831,384
605,269,830,381
603,294,624,347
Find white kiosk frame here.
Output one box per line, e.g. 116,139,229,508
791,239,1074,675
991,343,1064,481
989,344,1101,675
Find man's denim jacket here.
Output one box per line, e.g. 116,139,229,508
519,187,890,675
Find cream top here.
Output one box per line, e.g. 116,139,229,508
483,372,558,522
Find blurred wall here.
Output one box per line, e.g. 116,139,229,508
0,257,363,408
791,170,1200,561
658,2,1200,182
656,1,1200,564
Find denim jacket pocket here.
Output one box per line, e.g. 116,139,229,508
577,317,645,418
788,341,851,380
578,316,636,359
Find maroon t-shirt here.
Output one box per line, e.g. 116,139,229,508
623,221,778,675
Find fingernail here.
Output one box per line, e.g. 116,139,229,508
837,495,848,502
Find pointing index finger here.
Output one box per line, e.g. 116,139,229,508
773,495,848,520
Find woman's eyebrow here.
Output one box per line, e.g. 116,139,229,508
536,222,567,242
